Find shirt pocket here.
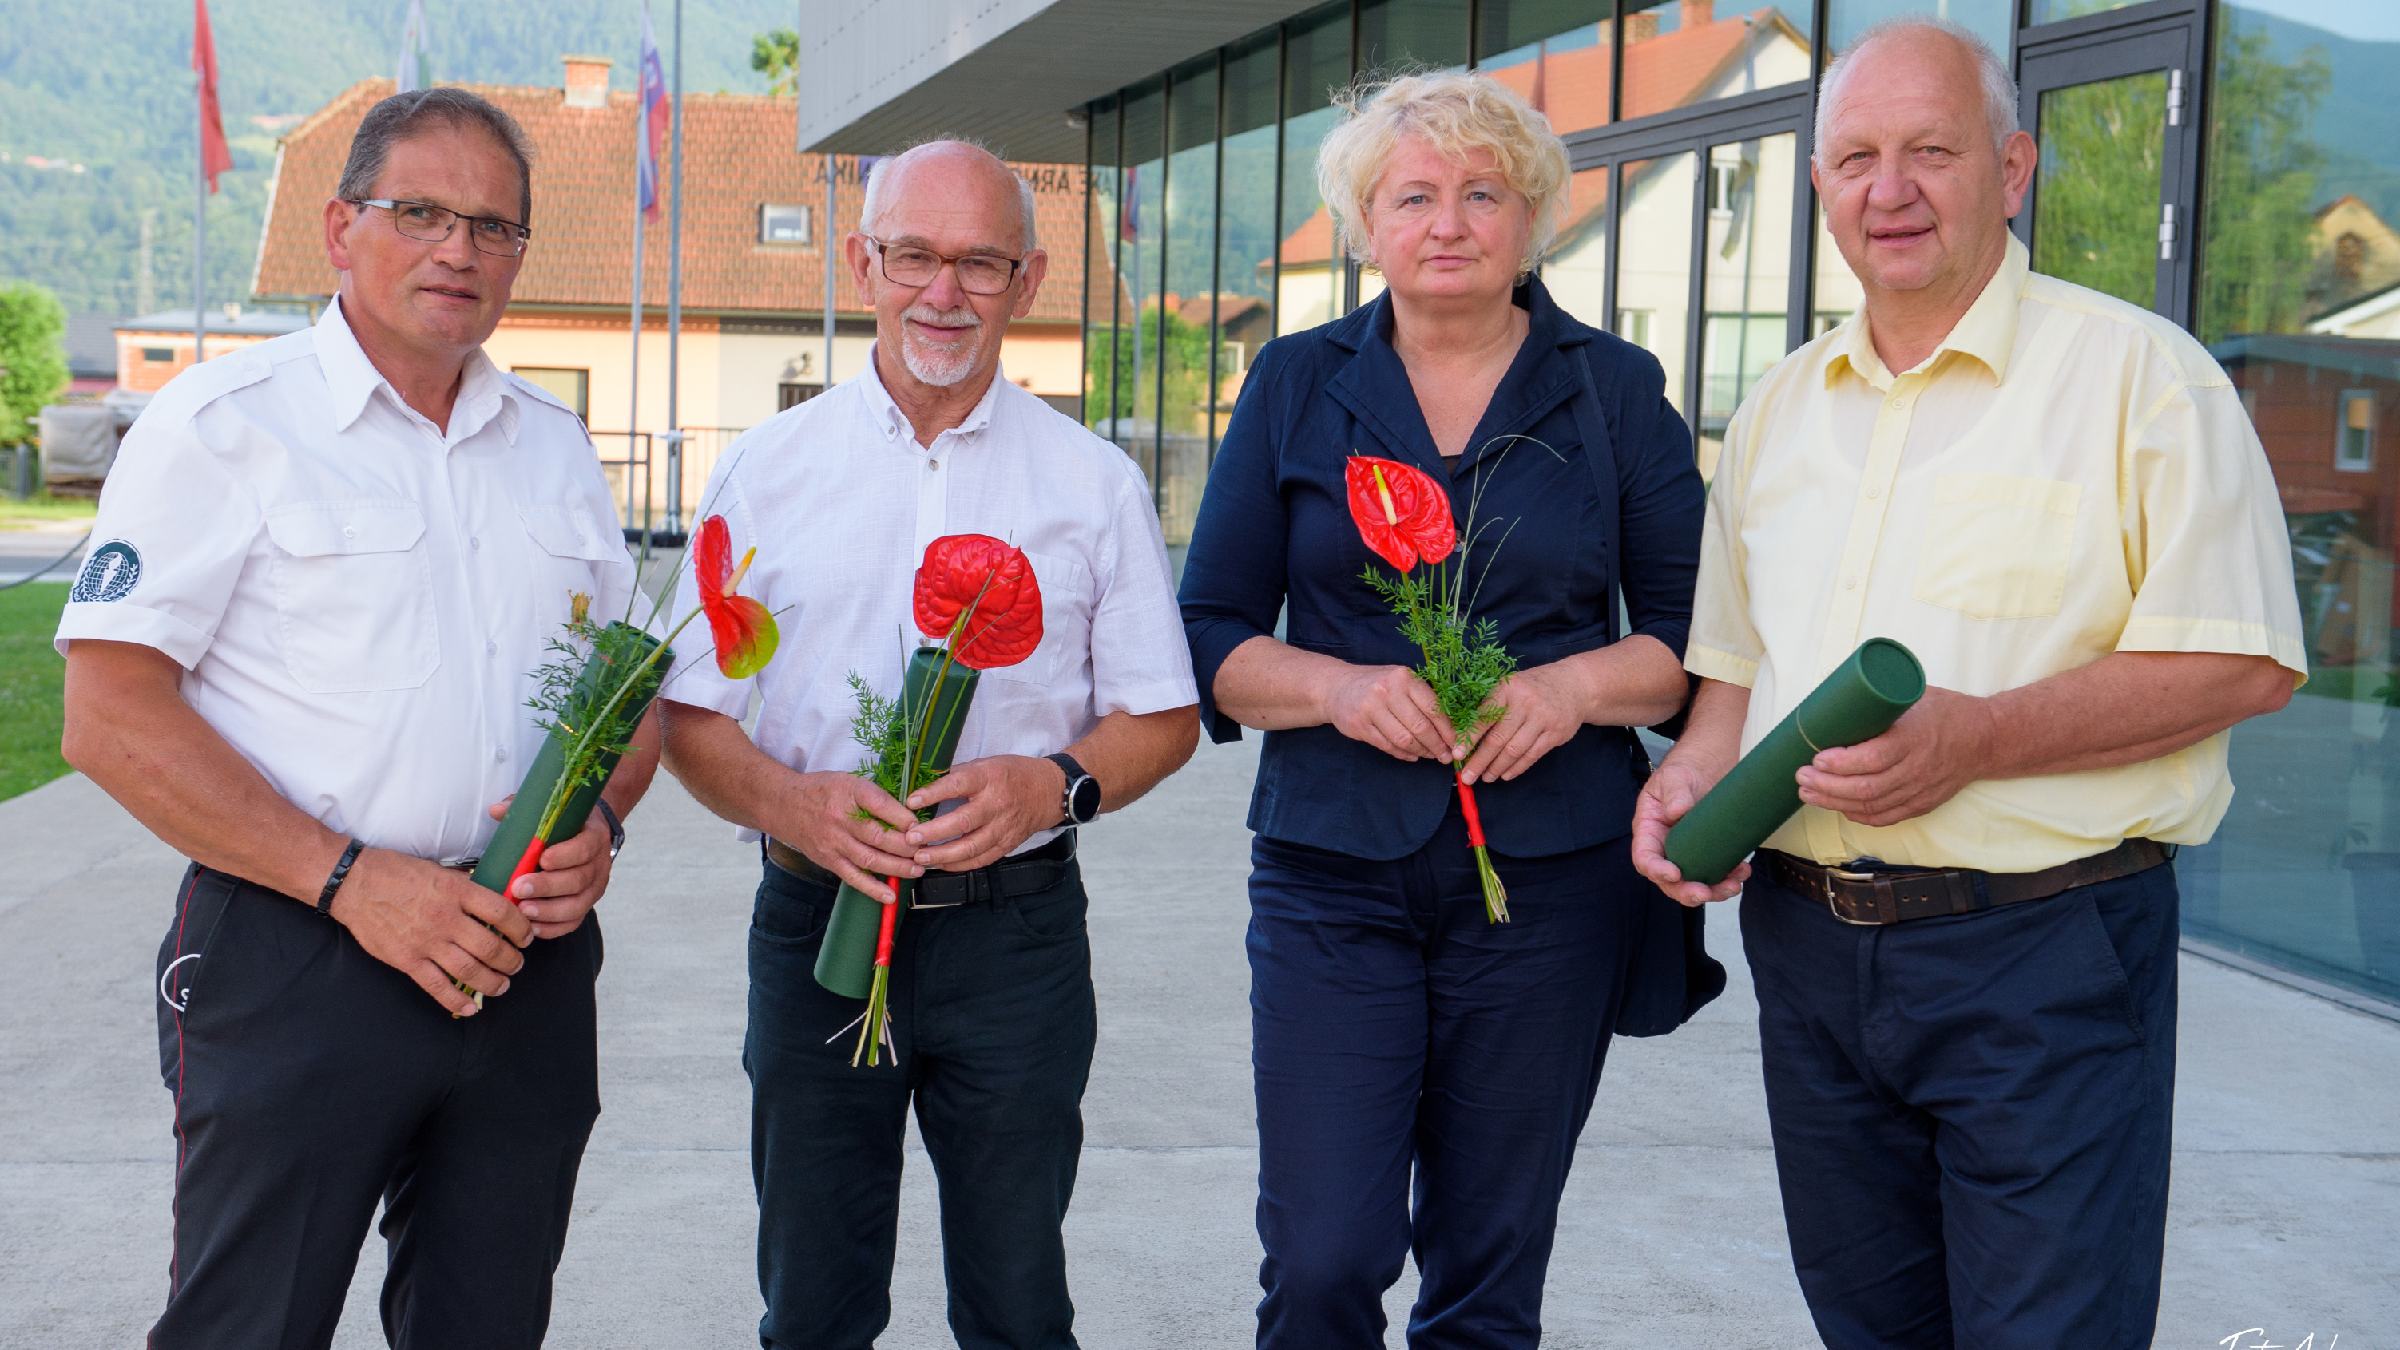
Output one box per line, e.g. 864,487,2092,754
263,500,439,693
982,548,1093,689
1911,473,2082,621
516,501,626,606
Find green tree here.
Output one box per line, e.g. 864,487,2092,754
751,28,798,97
1084,303,1212,431
0,283,69,445
2027,26,2329,341
2197,27,2331,345
2028,72,2169,308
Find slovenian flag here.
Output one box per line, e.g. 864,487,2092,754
636,2,670,219
395,0,430,94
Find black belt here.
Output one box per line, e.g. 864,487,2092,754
762,831,1077,909
1760,838,2172,927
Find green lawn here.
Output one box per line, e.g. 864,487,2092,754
0,582,69,801
0,492,100,531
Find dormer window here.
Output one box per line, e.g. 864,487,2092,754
759,204,812,245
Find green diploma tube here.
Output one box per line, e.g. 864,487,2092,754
471,623,668,896
1663,637,1926,886
815,646,984,999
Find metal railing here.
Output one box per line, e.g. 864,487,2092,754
589,425,749,546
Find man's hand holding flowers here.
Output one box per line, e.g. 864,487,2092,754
483,793,621,939
776,772,924,898
904,754,1072,873
327,851,532,1013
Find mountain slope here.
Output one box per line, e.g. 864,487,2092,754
0,0,794,320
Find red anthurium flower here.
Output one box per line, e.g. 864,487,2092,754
695,513,778,678
913,533,1043,670
1345,455,1456,572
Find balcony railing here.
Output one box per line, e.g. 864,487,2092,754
589,425,749,546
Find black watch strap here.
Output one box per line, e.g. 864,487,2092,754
1044,752,1100,826
595,798,626,859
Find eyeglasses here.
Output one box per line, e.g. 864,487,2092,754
347,198,532,258
862,236,1024,295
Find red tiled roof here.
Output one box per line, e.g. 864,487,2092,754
253,79,1103,325
1277,9,1796,266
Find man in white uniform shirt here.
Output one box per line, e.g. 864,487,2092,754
56,90,653,1350
660,140,1199,1350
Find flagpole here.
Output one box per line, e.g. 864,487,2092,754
628,174,647,538
192,43,208,366
821,154,835,396
664,0,685,532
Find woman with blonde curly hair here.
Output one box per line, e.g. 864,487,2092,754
1179,70,1722,1348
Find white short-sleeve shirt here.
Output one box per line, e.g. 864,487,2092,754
658,352,1198,849
56,297,635,864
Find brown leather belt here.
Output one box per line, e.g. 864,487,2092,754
762,831,1077,909
1760,838,2172,927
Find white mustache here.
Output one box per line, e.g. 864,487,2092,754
904,303,981,332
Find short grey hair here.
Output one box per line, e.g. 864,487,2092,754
859,138,1040,254
337,88,535,223
1814,17,2019,164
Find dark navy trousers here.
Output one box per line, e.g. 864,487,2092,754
1247,805,1642,1350
150,865,603,1350
744,854,1096,1350
1741,858,2180,1350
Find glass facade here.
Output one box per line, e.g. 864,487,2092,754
2182,0,2400,1002
1825,0,2011,54
1476,0,1613,135
1075,0,2400,1003
1279,4,1353,339
1622,0,1812,119
1160,57,1221,546
1359,0,1471,75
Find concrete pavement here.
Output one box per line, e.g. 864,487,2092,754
0,519,92,585
3,734,2397,1347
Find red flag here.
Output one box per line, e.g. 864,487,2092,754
193,0,233,194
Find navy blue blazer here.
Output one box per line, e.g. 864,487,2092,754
1181,277,1704,859
1180,279,1722,1035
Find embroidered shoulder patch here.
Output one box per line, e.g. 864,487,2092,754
71,540,142,603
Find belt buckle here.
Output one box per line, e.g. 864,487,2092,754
909,876,971,910
1826,866,1883,925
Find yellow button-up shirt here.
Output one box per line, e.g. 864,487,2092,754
1686,234,2307,871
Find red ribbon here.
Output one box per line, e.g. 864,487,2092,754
503,837,545,904
873,877,900,966
1454,771,1488,848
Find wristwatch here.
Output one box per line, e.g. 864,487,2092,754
1045,752,1102,827
595,797,626,860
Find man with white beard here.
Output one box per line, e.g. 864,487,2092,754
657,140,1198,1349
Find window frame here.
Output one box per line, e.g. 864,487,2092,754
2336,388,2376,474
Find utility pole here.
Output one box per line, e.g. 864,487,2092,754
138,209,158,316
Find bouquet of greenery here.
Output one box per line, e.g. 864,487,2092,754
819,533,1044,1066
1348,453,1517,922
460,512,778,1005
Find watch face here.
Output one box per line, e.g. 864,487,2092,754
1068,775,1102,823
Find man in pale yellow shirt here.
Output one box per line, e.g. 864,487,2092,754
1630,18,2304,1349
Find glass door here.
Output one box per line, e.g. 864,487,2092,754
2015,21,2200,323
1557,89,1813,474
